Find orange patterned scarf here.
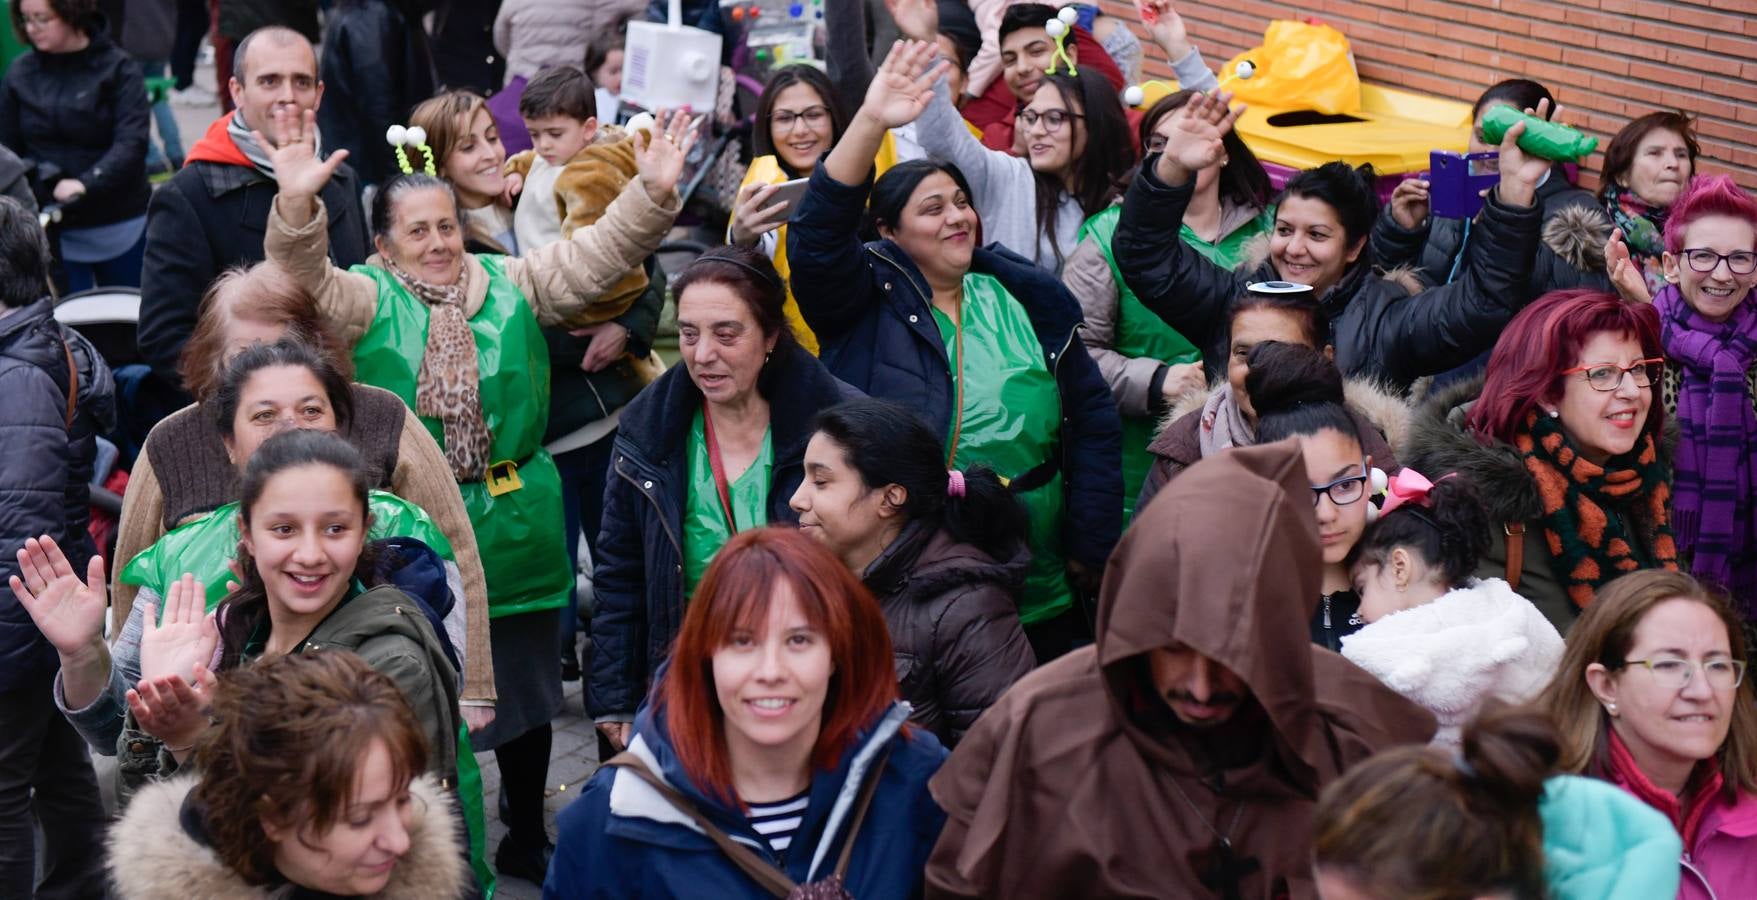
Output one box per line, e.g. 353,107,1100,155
1515,409,1678,609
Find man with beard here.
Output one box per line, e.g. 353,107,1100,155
925,439,1437,899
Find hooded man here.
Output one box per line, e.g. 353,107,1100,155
135,26,368,429
925,439,1437,899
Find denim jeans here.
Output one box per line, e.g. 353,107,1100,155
0,671,107,900
137,59,185,169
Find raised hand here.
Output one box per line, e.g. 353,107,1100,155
138,574,220,688
1388,177,1431,231
1605,228,1652,303
1153,90,1243,185
127,665,218,754
885,0,939,42
257,107,350,202
9,535,107,658
1140,0,1192,58
1492,99,1556,209
859,40,950,130
634,110,701,203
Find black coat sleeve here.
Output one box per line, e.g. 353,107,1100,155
76,55,149,201
615,258,666,359
1369,205,1438,285
586,459,649,719
136,179,213,389
1056,328,1123,571
784,165,886,342
822,0,877,117
1370,189,1542,383
1112,159,1246,361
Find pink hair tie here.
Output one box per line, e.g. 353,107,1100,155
947,469,966,498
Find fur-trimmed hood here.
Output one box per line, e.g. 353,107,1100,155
1340,577,1564,746
1158,376,1415,451
1541,203,1612,274
1398,375,1546,525
106,774,466,900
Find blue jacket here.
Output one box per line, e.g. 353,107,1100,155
587,340,859,718
545,687,948,899
1539,774,1681,899
0,298,114,691
785,165,1123,574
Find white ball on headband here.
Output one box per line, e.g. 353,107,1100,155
1122,85,1144,107
385,125,408,146
1235,60,1257,80
1044,18,1067,38
1057,6,1079,24
625,111,657,136
406,126,428,146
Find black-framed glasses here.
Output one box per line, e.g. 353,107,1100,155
1019,109,1083,133
1622,656,1748,690
771,106,830,132
1560,358,1666,392
1310,467,1369,508
1682,249,1757,275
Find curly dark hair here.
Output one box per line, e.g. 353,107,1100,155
11,0,102,46
1347,474,1494,590
191,651,428,885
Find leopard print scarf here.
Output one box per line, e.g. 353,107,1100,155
387,259,492,482
1515,409,1678,610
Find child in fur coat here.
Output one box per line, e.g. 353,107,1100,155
1342,469,1564,746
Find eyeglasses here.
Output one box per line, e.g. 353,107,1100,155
20,13,56,26
1560,358,1666,392
1019,109,1083,133
771,106,829,132
1310,467,1369,508
1682,249,1757,275
1622,656,1748,690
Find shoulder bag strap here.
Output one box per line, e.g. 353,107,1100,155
604,753,796,898
59,336,77,430
700,405,740,532
831,745,893,879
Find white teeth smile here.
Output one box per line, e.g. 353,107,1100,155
750,699,791,710
1677,715,1713,722
291,574,324,585
1702,285,1736,296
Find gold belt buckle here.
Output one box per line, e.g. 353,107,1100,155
485,459,523,497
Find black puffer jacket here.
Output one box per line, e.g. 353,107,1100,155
1370,163,1613,297
217,0,320,41
1113,157,1544,391
862,523,1035,748
0,31,150,229
0,298,116,692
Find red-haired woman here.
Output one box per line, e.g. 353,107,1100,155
1403,289,1678,631
1609,176,1757,601
548,527,948,898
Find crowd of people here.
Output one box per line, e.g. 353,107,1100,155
1,0,1755,897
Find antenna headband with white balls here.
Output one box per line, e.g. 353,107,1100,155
385,124,437,177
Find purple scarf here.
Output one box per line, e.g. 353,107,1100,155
1656,283,1757,600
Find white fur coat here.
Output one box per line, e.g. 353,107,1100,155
106,773,466,899
1340,578,1564,746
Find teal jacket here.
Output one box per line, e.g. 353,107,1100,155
1541,774,1682,899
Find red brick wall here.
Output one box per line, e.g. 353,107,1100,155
1100,0,1757,193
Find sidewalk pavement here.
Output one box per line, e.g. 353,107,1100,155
479,674,602,899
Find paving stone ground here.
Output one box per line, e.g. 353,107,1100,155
479,672,601,899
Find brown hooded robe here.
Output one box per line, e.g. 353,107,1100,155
925,440,1437,899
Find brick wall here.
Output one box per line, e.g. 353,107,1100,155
1100,0,1757,193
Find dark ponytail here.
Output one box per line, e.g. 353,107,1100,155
809,399,1027,561
217,429,376,668
1347,474,1493,590
1313,704,1558,899
1280,161,1378,251
1245,341,1361,446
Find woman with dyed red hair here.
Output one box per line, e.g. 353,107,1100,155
1610,176,1757,601
1403,289,1678,631
548,527,948,897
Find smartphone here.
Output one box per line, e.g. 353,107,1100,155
761,177,812,216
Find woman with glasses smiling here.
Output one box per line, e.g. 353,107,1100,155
1243,340,1385,651
1536,569,1757,898
1610,176,1757,602
1405,289,1679,632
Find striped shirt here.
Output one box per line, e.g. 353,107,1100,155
746,790,810,858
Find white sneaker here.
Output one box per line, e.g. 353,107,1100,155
171,85,217,107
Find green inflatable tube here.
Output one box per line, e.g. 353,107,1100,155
1479,105,1599,163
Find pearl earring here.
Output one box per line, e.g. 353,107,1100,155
1547,409,1560,418
1606,702,1618,716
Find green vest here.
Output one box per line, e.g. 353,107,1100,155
932,273,1069,625
1079,205,1270,521
350,256,570,618
120,491,455,618
682,407,774,596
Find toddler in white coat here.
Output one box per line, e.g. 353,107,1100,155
1341,469,1564,746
